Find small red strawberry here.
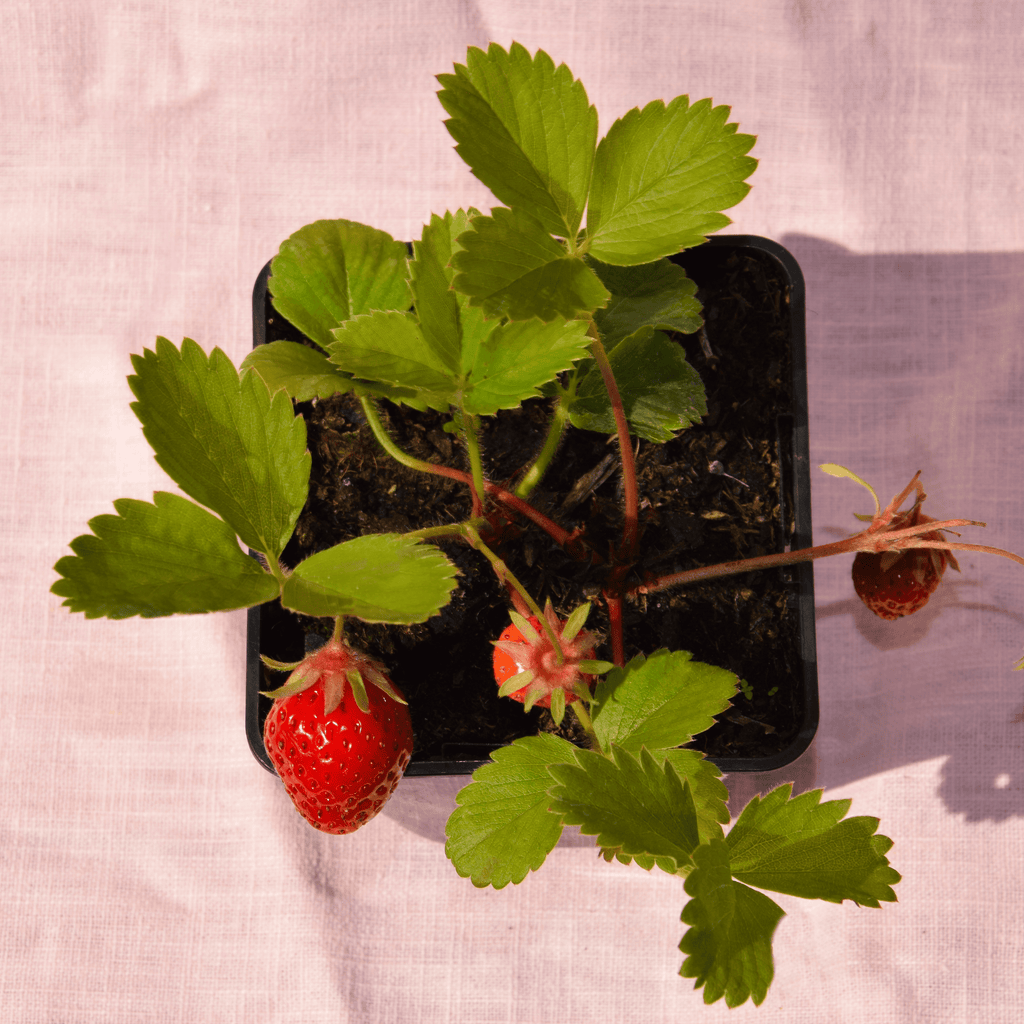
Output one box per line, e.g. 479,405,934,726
492,601,607,724
851,541,953,620
821,465,962,621
261,637,413,834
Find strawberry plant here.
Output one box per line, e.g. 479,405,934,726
52,42,1024,1008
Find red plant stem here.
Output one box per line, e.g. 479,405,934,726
635,529,1024,597
586,324,639,560
604,592,625,666
359,394,585,553
636,536,865,595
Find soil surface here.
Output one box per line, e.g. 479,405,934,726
254,241,814,772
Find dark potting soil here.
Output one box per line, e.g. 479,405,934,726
255,242,807,769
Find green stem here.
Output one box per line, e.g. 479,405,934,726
405,518,487,542
461,406,486,515
570,698,596,743
359,396,438,475
463,524,564,662
359,395,578,549
515,399,569,499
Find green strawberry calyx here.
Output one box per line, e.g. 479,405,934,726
259,637,404,715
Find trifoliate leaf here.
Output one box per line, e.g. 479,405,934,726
327,311,457,412
445,734,580,888
547,745,700,876
437,42,598,239
328,265,591,414
451,207,609,322
51,491,279,618
568,327,707,441
460,317,591,415
128,338,309,559
679,839,783,1008
589,257,703,348
240,341,353,402
281,533,458,623
592,649,738,753
268,219,411,347
725,784,902,906
586,97,757,265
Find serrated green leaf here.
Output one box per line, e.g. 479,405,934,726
460,317,591,415
568,327,708,441
269,219,411,347
592,649,737,753
239,339,440,412
589,257,703,348
587,97,757,265
410,209,491,374
327,311,457,412
726,784,902,906
437,42,598,239
445,734,580,888
679,839,783,1008
280,533,458,623
659,751,731,844
240,341,353,402
546,745,700,876
128,338,309,559
451,207,609,322
51,492,279,619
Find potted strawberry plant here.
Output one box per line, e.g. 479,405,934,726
52,42,1024,1008
246,232,818,777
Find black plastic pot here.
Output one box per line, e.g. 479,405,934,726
246,235,817,777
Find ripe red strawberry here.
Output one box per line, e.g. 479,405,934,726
492,603,601,719
262,638,413,834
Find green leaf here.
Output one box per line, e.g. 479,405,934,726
460,317,591,415
659,751,731,845
547,745,701,876
239,339,440,412
592,649,737,753
240,341,352,402
437,42,598,239
679,839,783,1008
445,734,579,888
280,533,458,623
268,219,411,347
328,216,592,414
568,327,708,441
587,652,734,852
128,338,309,559
327,312,457,412
410,209,491,374
726,784,902,906
51,492,279,618
586,97,757,265
589,257,703,348
451,207,609,322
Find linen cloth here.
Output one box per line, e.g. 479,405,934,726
4,1,1024,1020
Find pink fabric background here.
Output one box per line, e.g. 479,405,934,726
5,1,1024,1020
